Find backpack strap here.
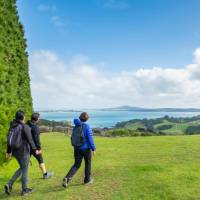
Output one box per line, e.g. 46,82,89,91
81,123,85,134
19,123,25,140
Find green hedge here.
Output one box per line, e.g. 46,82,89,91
105,128,167,137
0,0,33,164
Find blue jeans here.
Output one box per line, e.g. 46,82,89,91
8,153,30,190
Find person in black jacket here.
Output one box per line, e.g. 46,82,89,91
5,111,41,196
27,113,53,179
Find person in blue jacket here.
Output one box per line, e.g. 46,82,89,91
63,112,96,187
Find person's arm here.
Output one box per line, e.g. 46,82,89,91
23,124,37,151
6,129,12,154
6,139,12,154
32,126,41,150
7,145,11,154
86,124,96,151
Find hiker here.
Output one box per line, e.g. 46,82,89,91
27,113,53,179
62,112,96,187
5,111,40,196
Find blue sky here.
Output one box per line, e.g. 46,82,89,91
16,0,200,109
17,0,200,70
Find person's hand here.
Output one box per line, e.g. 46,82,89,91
6,153,12,159
35,150,41,155
92,151,96,157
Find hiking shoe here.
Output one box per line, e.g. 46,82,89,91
4,184,12,195
43,171,53,179
62,177,70,188
21,188,33,196
84,179,94,185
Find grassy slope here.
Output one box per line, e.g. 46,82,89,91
1,134,200,199
123,119,200,135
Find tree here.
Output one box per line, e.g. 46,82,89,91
0,0,33,164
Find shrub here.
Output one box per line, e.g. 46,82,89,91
185,125,200,135
156,124,173,130
0,0,32,164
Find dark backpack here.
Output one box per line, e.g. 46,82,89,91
7,124,24,151
71,124,84,147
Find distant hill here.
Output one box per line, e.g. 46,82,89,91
38,106,200,113
101,106,200,112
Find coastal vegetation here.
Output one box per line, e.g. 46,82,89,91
38,115,200,136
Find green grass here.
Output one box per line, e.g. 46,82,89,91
1,133,200,199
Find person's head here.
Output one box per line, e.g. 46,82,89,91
79,112,89,122
31,113,40,122
15,110,25,122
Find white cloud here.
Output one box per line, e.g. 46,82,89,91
38,4,57,12
37,4,66,30
29,48,200,110
101,0,129,9
51,16,65,28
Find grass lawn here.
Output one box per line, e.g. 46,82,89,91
1,133,200,199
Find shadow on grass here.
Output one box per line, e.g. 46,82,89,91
37,182,83,195
0,190,20,200
67,183,83,187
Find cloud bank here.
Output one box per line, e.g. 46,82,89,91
29,48,200,110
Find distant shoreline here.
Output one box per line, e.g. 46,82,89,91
37,106,200,113
39,110,200,129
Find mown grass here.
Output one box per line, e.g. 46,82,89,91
1,133,200,199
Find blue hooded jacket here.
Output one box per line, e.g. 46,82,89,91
73,118,96,151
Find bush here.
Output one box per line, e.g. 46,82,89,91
0,0,32,164
105,129,141,137
185,125,200,135
156,124,173,130
39,119,71,127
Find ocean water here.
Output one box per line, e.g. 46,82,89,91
39,110,200,128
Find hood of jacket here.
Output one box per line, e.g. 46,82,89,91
73,118,82,126
27,120,35,127
10,119,22,128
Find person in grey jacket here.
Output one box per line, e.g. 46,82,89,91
5,111,40,196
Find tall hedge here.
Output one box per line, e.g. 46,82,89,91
0,0,33,164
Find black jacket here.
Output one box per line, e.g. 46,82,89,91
27,120,41,150
7,120,36,157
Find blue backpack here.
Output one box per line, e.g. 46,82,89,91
71,124,84,147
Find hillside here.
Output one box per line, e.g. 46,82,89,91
0,0,33,164
1,134,200,199
101,106,200,112
115,115,200,135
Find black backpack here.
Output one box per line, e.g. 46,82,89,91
71,124,84,147
7,124,24,151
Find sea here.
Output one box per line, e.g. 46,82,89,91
39,110,200,128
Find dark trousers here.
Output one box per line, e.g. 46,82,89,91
31,150,44,165
8,153,30,190
66,148,91,183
